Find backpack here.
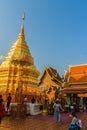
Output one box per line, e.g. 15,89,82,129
69,124,79,130
55,104,60,112
78,119,82,128
69,118,82,130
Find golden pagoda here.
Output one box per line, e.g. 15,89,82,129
0,15,40,101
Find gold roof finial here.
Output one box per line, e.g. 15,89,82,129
22,13,25,21
18,13,25,40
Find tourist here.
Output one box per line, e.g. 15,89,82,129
6,93,12,113
53,98,64,123
0,95,3,102
31,97,35,103
23,95,28,104
85,98,87,112
68,112,80,130
73,99,77,112
0,99,5,123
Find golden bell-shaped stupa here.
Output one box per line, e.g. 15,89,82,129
0,15,40,101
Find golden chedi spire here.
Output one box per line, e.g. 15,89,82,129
0,14,40,96
1,13,34,66
18,13,25,40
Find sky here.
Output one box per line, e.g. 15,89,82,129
0,0,87,76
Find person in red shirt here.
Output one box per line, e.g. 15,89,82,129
0,99,5,123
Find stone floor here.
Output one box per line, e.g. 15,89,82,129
0,112,87,130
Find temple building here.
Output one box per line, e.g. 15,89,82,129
38,66,62,101
63,64,87,111
0,17,41,102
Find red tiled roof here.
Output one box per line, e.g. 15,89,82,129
63,64,87,93
64,64,87,83
70,64,87,74
69,75,87,83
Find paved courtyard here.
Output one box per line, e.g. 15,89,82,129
0,112,87,130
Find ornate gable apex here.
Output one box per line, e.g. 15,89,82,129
38,66,62,85
46,66,62,80
64,70,69,82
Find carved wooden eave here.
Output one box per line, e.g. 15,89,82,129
62,85,87,94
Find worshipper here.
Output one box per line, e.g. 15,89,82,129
53,98,64,123
0,99,5,123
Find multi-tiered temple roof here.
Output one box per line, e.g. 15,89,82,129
63,64,87,94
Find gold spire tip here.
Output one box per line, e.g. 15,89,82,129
22,13,25,21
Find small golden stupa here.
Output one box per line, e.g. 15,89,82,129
0,14,40,101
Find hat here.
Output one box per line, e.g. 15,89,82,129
56,98,59,101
